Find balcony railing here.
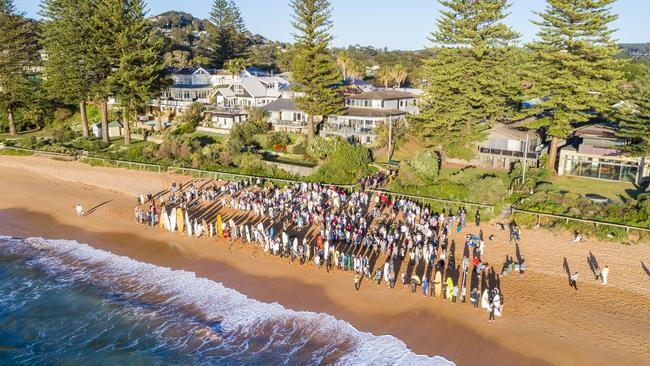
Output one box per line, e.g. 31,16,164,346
321,124,375,135
204,105,246,114
479,147,540,160
272,120,308,128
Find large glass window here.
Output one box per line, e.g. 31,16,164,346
564,155,640,182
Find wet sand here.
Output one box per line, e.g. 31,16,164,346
0,155,649,365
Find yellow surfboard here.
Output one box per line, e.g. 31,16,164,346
446,277,454,299
177,207,184,233
216,215,223,238
159,208,165,228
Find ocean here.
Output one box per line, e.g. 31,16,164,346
0,236,454,366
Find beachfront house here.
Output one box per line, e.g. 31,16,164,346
320,90,418,145
477,123,545,169
212,76,287,109
145,67,286,133
264,98,310,134
558,123,650,184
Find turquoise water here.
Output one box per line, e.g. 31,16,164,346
0,236,453,365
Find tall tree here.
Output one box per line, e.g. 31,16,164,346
105,0,169,145
0,0,37,136
347,59,365,81
413,0,521,160
376,66,393,89
87,0,126,143
617,61,650,156
209,0,249,68
525,0,624,171
40,0,95,138
336,51,351,80
226,57,247,79
390,64,408,88
290,0,343,146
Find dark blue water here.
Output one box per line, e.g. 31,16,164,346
0,236,452,365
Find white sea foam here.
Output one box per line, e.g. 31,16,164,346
2,236,455,366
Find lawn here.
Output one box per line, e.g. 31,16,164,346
0,128,51,141
550,175,642,201
109,137,156,148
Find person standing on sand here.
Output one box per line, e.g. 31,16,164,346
354,274,360,292
422,277,428,297
471,288,479,308
75,204,84,217
488,299,496,322
601,266,609,285
570,272,579,289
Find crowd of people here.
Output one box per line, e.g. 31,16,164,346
135,177,510,320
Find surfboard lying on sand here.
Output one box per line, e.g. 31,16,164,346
177,208,184,233
434,271,442,298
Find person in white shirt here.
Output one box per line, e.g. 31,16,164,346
601,266,609,285
75,204,84,217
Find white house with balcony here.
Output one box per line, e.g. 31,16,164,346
264,98,311,134
320,90,418,145
212,76,288,109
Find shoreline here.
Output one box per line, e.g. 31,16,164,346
1,155,649,365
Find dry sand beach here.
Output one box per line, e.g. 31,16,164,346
0,155,649,365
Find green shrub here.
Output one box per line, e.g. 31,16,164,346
51,126,77,144
535,181,560,193
311,142,372,184
409,149,440,180
268,132,292,147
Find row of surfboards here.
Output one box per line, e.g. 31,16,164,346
159,206,226,239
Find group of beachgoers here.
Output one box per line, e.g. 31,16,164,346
134,177,513,321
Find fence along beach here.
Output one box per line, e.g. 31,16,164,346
0,154,649,365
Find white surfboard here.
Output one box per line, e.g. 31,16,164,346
163,209,171,231
169,208,177,232
209,223,214,238
481,289,490,311
186,212,193,237
195,220,203,237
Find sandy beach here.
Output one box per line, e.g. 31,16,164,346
0,155,649,365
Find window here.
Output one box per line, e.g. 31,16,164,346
234,84,243,94
400,100,405,107
293,112,303,122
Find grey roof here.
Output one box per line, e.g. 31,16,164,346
341,107,407,117
215,88,236,98
490,123,536,141
264,98,298,112
348,90,415,100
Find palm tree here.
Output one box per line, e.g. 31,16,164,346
347,59,365,82
376,66,393,89
390,64,408,88
226,58,247,80
336,51,351,80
